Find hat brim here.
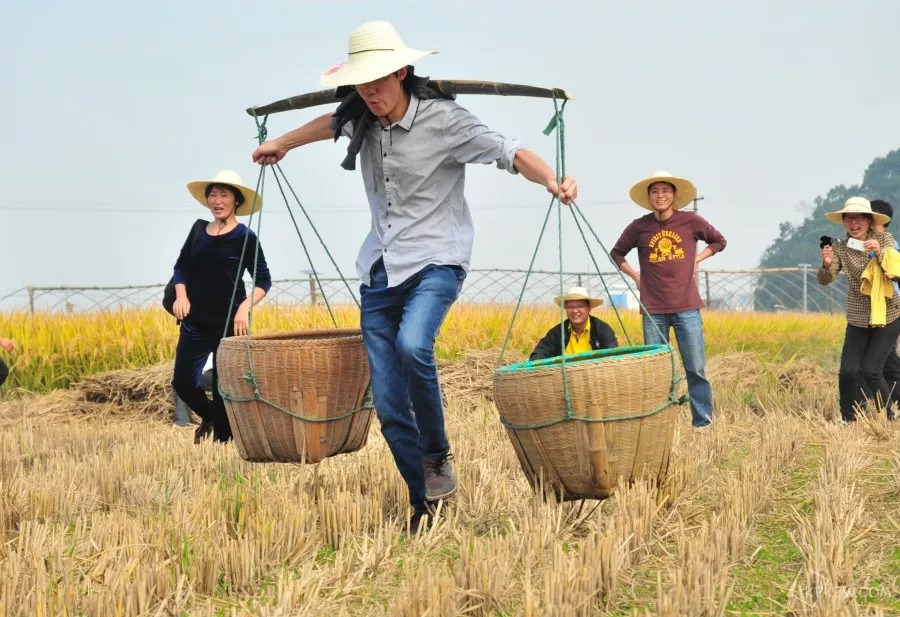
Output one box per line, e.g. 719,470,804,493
187,181,262,216
825,210,890,226
629,175,697,211
554,295,604,308
320,48,438,87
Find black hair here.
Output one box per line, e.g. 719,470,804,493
870,199,893,228
399,65,415,91
204,183,245,208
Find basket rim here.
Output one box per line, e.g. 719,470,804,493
496,344,673,375
220,328,362,344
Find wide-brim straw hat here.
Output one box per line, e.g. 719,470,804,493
825,196,890,226
629,170,697,211
320,21,438,88
553,286,604,309
186,170,262,217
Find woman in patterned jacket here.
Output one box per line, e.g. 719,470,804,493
818,197,900,422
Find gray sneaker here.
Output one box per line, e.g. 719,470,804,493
423,454,456,501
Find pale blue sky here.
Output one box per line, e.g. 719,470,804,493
2,0,898,296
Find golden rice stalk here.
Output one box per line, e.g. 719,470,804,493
788,427,872,615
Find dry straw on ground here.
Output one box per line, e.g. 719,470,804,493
706,351,831,393
78,361,175,418
0,349,526,426
0,350,898,616
438,348,526,405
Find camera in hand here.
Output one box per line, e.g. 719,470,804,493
820,235,836,249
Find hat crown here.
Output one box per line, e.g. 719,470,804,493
321,20,435,87
843,197,872,212
566,286,590,298
347,21,405,55
209,170,244,187
649,170,675,179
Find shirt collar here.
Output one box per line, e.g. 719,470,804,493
369,91,420,131
568,318,591,336
395,91,420,131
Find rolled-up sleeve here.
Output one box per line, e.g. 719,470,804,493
442,103,524,173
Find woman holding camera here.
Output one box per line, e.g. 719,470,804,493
172,170,272,443
818,197,900,422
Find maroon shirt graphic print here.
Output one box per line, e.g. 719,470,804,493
610,211,727,314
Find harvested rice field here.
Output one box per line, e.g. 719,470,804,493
0,312,898,616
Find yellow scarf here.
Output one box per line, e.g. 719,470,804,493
860,248,900,326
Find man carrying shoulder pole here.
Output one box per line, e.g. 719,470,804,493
253,21,577,532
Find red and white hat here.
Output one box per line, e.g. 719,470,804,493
320,21,438,88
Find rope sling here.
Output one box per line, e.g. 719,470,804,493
216,98,687,427
495,96,688,430
216,113,373,422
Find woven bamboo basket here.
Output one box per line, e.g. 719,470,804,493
217,329,373,463
493,344,678,501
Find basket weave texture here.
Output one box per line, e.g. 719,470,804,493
217,329,373,463
493,345,677,500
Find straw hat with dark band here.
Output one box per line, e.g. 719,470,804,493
320,21,438,88
553,286,604,309
186,170,262,216
824,196,890,226
629,170,697,211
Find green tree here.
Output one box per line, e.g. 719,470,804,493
755,148,900,311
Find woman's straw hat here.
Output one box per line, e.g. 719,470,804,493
320,21,438,88
825,196,890,226
629,170,697,211
186,170,262,217
553,286,604,309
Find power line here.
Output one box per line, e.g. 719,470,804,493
0,199,632,214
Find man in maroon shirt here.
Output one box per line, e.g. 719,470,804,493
610,171,727,428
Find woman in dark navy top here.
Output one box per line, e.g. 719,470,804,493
172,170,272,443
0,336,16,386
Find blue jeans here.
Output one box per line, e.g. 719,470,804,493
643,310,714,427
360,260,465,505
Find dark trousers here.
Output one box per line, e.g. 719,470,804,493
839,319,900,421
0,358,8,386
882,349,900,401
172,320,233,441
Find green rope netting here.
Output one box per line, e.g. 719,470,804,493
497,96,687,430
215,98,687,426
215,113,373,422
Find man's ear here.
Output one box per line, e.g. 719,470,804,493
396,66,409,81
